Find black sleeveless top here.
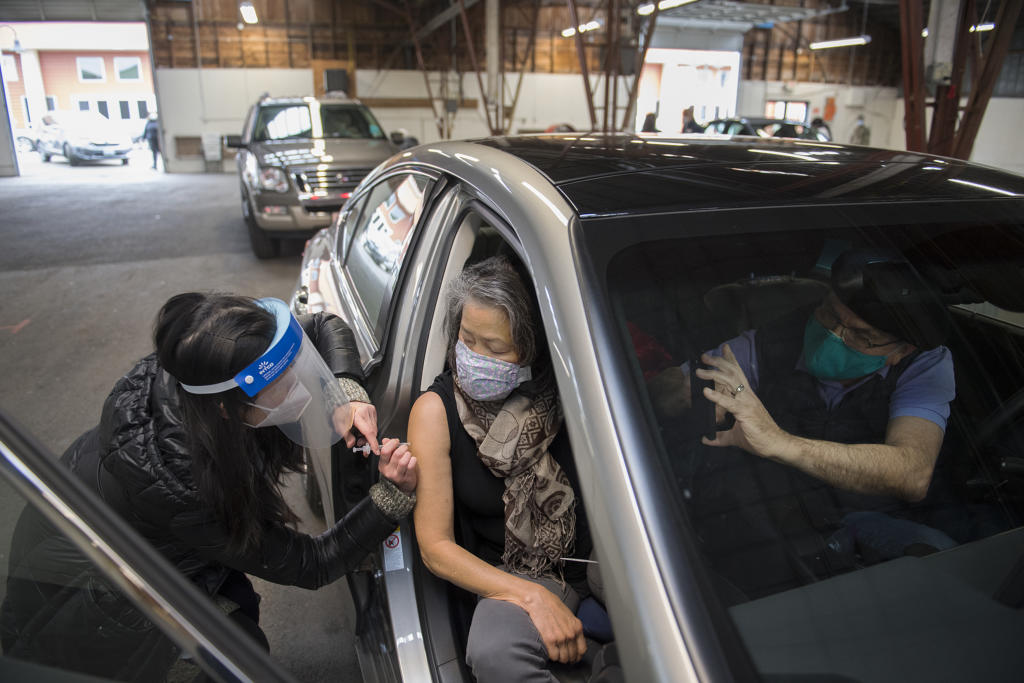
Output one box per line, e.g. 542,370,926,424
427,371,592,588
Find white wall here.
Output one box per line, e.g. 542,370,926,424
886,97,1024,176
154,66,1022,176
154,67,608,172
0,75,17,177
738,80,900,147
155,68,313,172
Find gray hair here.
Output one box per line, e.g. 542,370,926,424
444,255,538,369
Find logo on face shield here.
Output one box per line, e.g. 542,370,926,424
258,360,273,373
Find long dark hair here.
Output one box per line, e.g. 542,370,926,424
154,292,303,553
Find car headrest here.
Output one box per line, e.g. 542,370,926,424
831,249,950,349
704,275,829,333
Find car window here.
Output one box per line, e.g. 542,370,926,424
343,173,430,339
0,481,187,679
254,104,313,141
593,218,1024,680
252,103,386,142
0,421,295,682
320,104,385,140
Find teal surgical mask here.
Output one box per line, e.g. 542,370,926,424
803,317,887,380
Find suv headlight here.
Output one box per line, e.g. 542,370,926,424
258,167,289,193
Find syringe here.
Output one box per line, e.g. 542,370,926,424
352,442,409,456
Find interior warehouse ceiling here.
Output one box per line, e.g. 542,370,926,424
0,0,146,22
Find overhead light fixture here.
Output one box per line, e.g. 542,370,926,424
239,1,259,25
809,35,871,50
561,20,601,38
0,25,21,53
638,0,700,15
923,22,993,37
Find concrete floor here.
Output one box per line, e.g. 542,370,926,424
0,149,359,681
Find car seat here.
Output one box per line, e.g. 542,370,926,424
703,274,828,336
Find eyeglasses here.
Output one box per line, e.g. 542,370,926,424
815,301,900,350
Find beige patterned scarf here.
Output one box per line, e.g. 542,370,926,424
454,377,576,578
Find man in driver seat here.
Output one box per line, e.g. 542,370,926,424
652,249,956,598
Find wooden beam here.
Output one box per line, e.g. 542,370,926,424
953,0,1023,158
898,0,927,151
566,0,597,129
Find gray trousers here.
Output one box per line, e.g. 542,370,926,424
465,571,580,683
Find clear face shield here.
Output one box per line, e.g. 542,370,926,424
179,298,352,449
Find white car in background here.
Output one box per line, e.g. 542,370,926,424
36,111,133,166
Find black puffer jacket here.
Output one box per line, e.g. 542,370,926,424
0,313,399,676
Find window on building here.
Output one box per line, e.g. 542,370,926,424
96,101,110,119
21,97,31,125
137,101,149,119
46,96,56,111
2,55,18,81
119,100,131,119
113,56,141,82
77,100,91,112
765,100,809,122
77,57,106,82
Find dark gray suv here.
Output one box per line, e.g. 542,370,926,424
226,93,399,258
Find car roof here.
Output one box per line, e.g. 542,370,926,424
257,94,363,106
463,134,1024,217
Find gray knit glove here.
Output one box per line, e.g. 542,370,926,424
337,376,370,404
369,477,416,522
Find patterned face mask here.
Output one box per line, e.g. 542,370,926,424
455,339,532,402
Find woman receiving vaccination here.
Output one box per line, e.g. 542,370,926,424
410,256,592,683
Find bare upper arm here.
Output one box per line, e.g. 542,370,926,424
886,415,945,499
885,415,945,462
409,391,456,549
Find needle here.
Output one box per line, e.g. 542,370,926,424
353,442,408,456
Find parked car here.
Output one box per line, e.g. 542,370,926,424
35,112,133,166
13,128,36,153
0,411,298,682
292,133,1024,681
225,93,406,259
704,116,828,140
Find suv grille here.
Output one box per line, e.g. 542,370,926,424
294,168,372,195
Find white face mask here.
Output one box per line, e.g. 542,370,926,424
455,339,532,402
243,373,312,428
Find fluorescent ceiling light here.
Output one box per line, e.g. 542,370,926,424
239,2,258,25
809,35,871,50
922,22,993,37
638,0,699,16
561,20,601,38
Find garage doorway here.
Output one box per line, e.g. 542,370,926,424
1,21,163,178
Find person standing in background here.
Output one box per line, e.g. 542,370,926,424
681,106,704,134
143,113,161,169
851,114,871,146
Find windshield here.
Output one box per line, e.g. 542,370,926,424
591,210,1024,680
252,102,385,142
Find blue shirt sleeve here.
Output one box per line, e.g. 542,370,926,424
889,346,955,430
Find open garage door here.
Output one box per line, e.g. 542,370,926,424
1,1,160,177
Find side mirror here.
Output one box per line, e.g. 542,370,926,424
389,131,405,146
224,135,244,149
